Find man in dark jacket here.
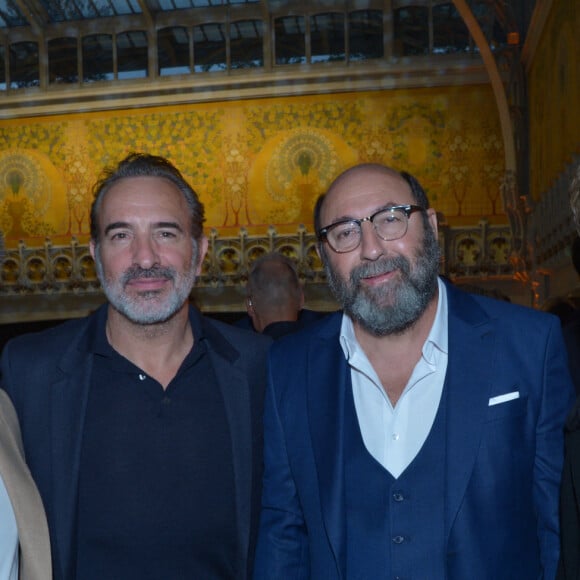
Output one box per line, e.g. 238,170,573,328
1,153,270,580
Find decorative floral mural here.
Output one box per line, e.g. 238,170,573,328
0,84,505,250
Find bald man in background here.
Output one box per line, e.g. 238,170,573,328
246,253,306,339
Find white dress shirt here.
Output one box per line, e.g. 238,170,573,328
0,473,18,580
340,277,449,478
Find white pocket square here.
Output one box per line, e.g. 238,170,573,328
488,391,520,406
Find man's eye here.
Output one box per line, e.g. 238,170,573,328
159,231,176,238
379,212,402,225
334,225,359,240
110,232,128,240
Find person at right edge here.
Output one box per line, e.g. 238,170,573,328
253,163,575,580
557,161,580,580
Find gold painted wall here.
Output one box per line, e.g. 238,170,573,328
529,0,580,200
0,84,504,249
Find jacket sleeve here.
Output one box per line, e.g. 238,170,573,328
535,317,577,580
252,359,310,580
558,428,580,580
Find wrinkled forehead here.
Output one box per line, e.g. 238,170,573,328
322,167,413,224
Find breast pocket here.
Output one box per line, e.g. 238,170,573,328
486,392,527,421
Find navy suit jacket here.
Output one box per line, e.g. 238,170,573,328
253,281,575,579
1,305,270,580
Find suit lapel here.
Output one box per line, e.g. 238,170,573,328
205,328,253,578
50,340,94,580
307,315,348,578
443,285,495,535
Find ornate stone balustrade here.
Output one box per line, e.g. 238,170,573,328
0,220,516,323
438,219,514,279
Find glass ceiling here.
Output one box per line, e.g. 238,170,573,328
0,0,525,94
0,0,260,28
0,1,529,32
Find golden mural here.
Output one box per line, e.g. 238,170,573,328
0,85,506,249
528,0,580,200
249,127,356,228
0,150,68,239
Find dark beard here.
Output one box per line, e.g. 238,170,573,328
324,223,441,336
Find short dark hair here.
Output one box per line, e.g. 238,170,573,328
400,171,430,209
90,152,205,243
314,164,430,238
314,194,326,237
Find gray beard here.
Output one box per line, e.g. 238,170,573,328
94,248,198,326
324,225,441,336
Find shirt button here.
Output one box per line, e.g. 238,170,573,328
392,535,405,544
393,492,405,502
392,433,400,441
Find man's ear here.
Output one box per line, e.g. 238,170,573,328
89,239,96,261
246,298,262,331
195,235,209,275
315,241,324,261
426,208,439,239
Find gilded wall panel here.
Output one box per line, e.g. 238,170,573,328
529,0,580,201
0,84,504,251
0,149,68,238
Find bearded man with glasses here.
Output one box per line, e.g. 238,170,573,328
253,163,575,580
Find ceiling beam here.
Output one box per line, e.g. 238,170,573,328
12,0,48,34
452,0,516,175
136,0,154,28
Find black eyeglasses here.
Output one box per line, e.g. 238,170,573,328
317,204,424,253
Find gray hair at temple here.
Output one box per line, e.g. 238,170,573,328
571,161,580,235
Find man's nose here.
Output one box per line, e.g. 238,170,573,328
359,221,384,260
132,235,159,269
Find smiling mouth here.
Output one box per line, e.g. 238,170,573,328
360,270,397,287
126,277,170,291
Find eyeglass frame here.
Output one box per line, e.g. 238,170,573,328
317,204,425,253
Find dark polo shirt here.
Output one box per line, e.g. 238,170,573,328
76,308,237,579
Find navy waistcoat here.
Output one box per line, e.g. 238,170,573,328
344,382,447,580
